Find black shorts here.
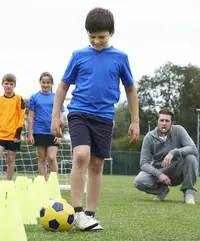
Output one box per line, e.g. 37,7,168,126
33,134,59,147
68,112,114,158
0,139,21,151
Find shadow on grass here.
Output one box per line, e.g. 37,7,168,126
137,198,184,204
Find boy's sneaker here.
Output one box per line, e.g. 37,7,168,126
75,211,98,231
91,224,104,231
153,185,170,201
184,194,196,205
88,217,104,231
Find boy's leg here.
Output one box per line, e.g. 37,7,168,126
68,113,105,230
36,147,48,180
70,145,90,208
85,155,104,230
83,114,113,230
46,146,58,173
71,145,98,230
7,150,16,180
68,112,92,209
86,155,104,212
0,145,5,157
0,145,5,175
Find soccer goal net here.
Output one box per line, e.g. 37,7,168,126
0,101,73,190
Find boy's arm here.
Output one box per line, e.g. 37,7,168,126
51,82,70,137
60,111,65,134
125,84,140,143
14,97,26,139
28,110,35,144
28,110,34,137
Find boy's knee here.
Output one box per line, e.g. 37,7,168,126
74,150,90,168
89,162,103,175
7,160,15,165
47,155,56,163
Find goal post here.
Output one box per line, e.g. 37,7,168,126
0,97,114,188
0,98,73,187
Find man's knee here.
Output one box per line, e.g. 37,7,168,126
184,154,198,168
134,174,146,191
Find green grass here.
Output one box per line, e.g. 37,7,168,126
26,176,200,241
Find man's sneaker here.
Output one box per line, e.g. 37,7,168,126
184,194,196,205
153,185,170,201
75,212,98,231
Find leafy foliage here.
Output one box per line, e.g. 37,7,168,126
113,62,200,148
112,135,144,151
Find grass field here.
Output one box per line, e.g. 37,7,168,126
26,176,200,241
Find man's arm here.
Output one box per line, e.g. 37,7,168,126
170,126,198,157
140,134,162,178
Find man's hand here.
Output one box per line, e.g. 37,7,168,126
51,117,64,137
159,173,171,185
162,153,173,168
128,122,140,143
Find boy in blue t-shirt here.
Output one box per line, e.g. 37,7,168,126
51,7,140,231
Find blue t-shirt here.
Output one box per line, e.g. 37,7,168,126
62,46,134,120
28,91,64,135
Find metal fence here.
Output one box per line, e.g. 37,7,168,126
103,151,140,175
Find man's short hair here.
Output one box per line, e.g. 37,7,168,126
85,7,114,33
156,108,174,122
2,73,16,85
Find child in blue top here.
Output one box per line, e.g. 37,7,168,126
28,72,64,180
51,7,140,231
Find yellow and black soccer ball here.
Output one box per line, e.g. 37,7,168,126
39,198,75,231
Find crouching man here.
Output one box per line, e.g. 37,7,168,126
134,108,198,204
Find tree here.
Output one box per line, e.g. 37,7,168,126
137,62,183,115
113,62,200,150
112,135,144,151
113,101,131,139
137,62,200,141
175,64,200,140
137,75,156,113
153,62,183,114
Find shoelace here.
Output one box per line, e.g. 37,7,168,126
79,213,93,222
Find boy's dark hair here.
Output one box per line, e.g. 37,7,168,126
156,108,174,122
39,72,54,84
85,7,114,33
2,73,16,85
